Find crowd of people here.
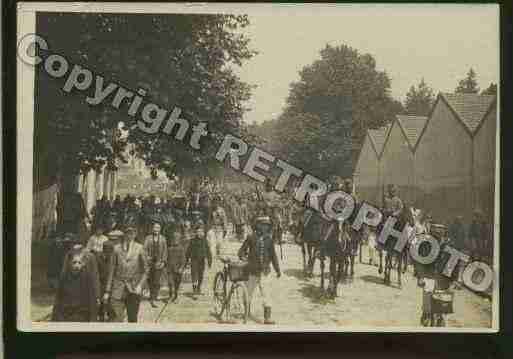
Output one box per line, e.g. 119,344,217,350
50,177,290,324
47,176,493,326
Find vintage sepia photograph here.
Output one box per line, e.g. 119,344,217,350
16,3,500,332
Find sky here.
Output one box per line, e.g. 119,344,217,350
233,4,499,125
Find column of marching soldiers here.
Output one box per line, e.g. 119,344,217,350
48,176,493,326
49,177,289,324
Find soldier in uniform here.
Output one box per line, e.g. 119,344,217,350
238,216,281,324
185,213,212,295
143,222,168,307
383,184,404,218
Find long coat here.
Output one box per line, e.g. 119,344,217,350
105,241,149,300
51,270,98,322
51,250,100,322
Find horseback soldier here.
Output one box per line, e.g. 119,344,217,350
383,184,404,218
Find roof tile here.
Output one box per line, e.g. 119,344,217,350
442,93,495,133
396,115,428,149
368,124,391,156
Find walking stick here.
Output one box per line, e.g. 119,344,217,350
155,268,184,323
279,226,284,261
155,293,171,323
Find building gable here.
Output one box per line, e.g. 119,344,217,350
441,93,496,135
396,115,428,151
368,124,391,158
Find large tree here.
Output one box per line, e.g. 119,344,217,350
455,68,480,94
404,78,435,116
35,13,256,189
266,44,402,179
481,82,497,96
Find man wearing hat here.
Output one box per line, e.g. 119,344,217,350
185,213,212,295
238,216,281,324
104,225,149,322
383,184,404,218
143,221,168,307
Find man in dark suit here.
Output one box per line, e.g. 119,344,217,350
143,221,168,307
104,225,149,322
185,215,212,296
238,216,281,324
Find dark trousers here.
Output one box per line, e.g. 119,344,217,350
168,271,182,297
57,307,90,322
148,266,163,300
191,259,206,288
235,223,245,240
98,301,115,322
111,292,141,322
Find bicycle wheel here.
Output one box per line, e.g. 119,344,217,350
226,282,249,324
213,271,227,318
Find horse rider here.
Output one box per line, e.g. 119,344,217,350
340,178,361,270
383,184,404,218
238,215,281,324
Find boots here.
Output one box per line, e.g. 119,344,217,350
172,283,179,302
263,306,275,324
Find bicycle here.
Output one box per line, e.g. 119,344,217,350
212,257,249,323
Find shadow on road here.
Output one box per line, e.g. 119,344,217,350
298,283,335,305
284,268,310,281
360,275,402,290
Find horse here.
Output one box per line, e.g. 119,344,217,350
295,208,322,278
324,220,355,298
339,224,360,280
295,208,352,296
377,205,415,288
